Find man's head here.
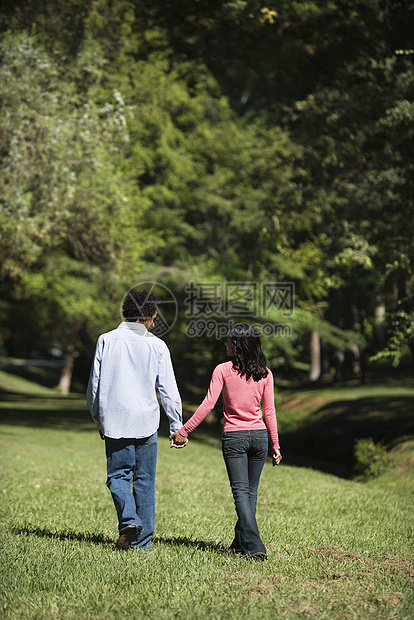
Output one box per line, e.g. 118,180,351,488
122,290,159,325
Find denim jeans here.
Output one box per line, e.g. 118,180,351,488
105,432,158,550
222,430,269,557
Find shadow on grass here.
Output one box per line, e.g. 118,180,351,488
11,524,113,547
0,404,96,432
154,535,227,553
0,363,64,389
0,362,87,393
0,398,224,445
11,525,227,555
0,390,84,401
2,369,413,479
282,395,414,478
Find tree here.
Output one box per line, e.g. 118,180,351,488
0,32,152,392
1,0,412,388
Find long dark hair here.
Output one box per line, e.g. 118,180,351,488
229,323,269,382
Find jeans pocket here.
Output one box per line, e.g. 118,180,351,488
222,437,244,458
255,436,269,459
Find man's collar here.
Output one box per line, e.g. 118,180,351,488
119,321,149,335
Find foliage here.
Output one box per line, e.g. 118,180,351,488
0,30,151,374
0,32,143,279
0,0,413,388
370,308,414,367
354,438,390,481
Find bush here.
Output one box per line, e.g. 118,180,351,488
353,438,389,481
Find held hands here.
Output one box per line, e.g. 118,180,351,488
272,449,282,466
99,428,188,448
169,431,189,449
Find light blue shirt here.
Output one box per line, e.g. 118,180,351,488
86,322,182,438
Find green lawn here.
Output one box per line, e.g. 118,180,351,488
277,381,414,489
0,370,413,619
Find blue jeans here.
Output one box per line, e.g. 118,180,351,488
105,432,158,550
222,430,268,557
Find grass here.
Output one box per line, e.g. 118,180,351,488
0,369,413,619
277,382,414,489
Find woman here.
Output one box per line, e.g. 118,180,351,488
170,323,282,560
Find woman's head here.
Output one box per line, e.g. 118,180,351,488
227,323,269,382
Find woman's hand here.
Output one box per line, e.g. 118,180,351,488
272,450,282,466
169,431,189,448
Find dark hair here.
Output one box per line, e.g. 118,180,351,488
122,290,159,322
229,323,269,382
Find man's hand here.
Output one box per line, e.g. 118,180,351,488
272,449,282,466
99,430,105,440
169,431,188,449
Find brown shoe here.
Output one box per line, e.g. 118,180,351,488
115,524,140,550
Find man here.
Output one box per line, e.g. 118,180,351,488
86,290,187,551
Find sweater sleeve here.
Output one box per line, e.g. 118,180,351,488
262,371,280,451
179,365,224,437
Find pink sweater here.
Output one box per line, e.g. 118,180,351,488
179,361,280,451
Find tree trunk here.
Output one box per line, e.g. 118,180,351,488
57,320,82,395
374,293,386,347
334,349,345,381
309,330,321,382
350,343,361,375
321,339,331,378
